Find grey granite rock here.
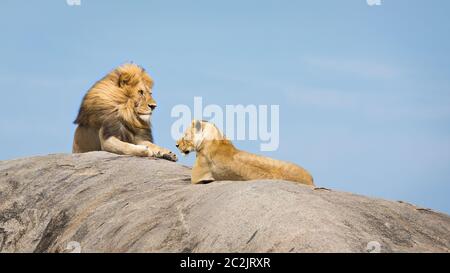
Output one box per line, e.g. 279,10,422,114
0,152,449,253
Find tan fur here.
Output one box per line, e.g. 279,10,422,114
73,63,177,161
176,120,314,185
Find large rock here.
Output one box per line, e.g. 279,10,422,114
0,152,449,253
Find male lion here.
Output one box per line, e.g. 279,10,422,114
176,120,314,185
73,63,177,161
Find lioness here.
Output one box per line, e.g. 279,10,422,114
176,120,314,185
73,63,177,161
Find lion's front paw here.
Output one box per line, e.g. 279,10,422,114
152,149,178,162
162,151,178,162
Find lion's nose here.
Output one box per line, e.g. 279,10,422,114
149,104,157,110
176,144,179,148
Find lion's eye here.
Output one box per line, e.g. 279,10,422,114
138,90,144,96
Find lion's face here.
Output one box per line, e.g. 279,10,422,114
117,64,157,123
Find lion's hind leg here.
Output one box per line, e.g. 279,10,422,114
73,126,101,153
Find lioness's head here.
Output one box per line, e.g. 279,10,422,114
176,120,225,155
116,64,156,123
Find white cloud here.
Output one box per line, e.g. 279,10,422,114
305,57,400,79
285,87,358,109
284,86,450,120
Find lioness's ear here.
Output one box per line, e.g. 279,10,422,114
193,120,202,133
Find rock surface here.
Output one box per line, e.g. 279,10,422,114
0,152,449,253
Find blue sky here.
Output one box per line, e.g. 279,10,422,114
1,0,449,213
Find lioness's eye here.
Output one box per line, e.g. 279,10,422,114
138,90,144,96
